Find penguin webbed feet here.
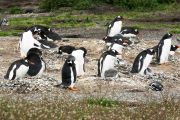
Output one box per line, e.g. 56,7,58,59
68,86,79,91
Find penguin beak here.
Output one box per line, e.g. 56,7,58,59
177,46,180,48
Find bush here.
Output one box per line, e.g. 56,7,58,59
9,6,24,14
40,0,177,11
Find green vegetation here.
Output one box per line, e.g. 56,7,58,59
8,6,24,14
0,97,179,120
40,0,177,11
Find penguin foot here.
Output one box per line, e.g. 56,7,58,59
68,87,79,91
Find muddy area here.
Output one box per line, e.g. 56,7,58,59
0,28,180,103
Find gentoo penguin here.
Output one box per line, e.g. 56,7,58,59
4,59,29,80
26,25,61,41
58,45,76,55
26,48,46,77
61,55,77,91
120,27,139,38
19,28,51,57
103,34,132,47
0,18,9,26
131,48,155,75
98,49,119,78
106,16,123,37
169,45,180,55
157,33,173,65
71,47,87,76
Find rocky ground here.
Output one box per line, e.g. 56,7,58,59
0,28,180,103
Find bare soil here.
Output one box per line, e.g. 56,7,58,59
0,29,180,103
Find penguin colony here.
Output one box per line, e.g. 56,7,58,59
4,16,180,92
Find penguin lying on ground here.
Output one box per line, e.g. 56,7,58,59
157,33,173,65
106,16,123,37
131,48,155,76
98,49,119,78
71,47,87,77
120,27,139,44
4,48,45,80
103,34,132,47
26,48,46,77
61,55,77,91
120,27,139,38
26,25,61,41
58,45,76,55
4,58,29,80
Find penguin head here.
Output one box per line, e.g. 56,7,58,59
171,45,180,51
147,48,155,55
134,29,139,35
114,16,123,21
109,49,119,56
66,55,75,66
162,33,173,40
27,48,42,57
79,47,87,57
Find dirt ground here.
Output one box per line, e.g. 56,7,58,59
0,29,180,103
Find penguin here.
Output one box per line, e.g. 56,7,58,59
98,49,119,78
26,25,61,41
131,48,155,76
26,48,46,77
58,45,76,55
4,59,29,80
19,29,51,57
103,34,132,47
169,45,180,55
106,16,123,37
71,47,87,76
157,33,173,65
0,18,9,26
120,27,139,38
61,55,77,91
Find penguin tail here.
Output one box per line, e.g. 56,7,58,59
4,75,8,79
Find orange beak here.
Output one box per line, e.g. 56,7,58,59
177,46,180,48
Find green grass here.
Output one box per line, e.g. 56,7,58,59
0,97,179,120
1,6,180,36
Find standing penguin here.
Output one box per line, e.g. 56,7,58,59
131,48,155,75
26,48,46,77
98,49,119,78
106,16,123,37
61,55,77,91
157,33,173,65
71,47,87,76
4,59,29,80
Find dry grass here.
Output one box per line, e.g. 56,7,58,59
0,97,179,120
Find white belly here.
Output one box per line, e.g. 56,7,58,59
15,65,29,79
36,60,45,77
108,21,122,37
101,55,116,78
69,67,75,88
160,39,171,64
139,54,153,75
